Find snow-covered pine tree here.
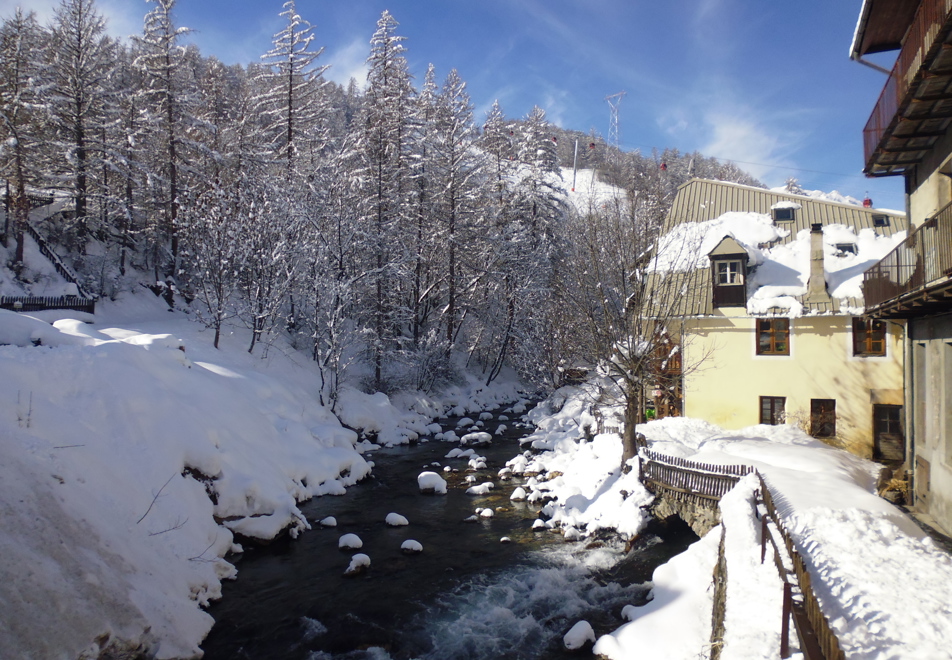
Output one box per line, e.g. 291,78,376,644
356,10,415,390
132,0,196,280
0,9,47,268
46,0,116,248
256,0,328,184
406,63,438,349
181,182,247,348
431,68,482,352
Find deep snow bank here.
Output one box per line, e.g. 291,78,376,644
0,295,370,658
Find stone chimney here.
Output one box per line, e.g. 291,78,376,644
805,223,831,304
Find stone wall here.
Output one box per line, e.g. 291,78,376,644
649,490,722,537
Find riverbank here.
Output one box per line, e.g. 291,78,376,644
200,414,698,659
0,292,526,659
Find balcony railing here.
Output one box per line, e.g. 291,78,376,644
864,201,952,311
862,0,952,169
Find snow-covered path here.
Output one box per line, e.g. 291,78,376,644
514,389,952,660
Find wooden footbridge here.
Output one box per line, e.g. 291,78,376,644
638,447,845,660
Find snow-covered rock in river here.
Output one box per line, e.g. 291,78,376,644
563,526,581,542
385,513,409,527
460,431,492,447
417,471,447,495
344,553,370,577
456,417,475,428
532,519,547,530
510,486,528,501
466,482,495,496
478,508,494,518
468,456,487,470
478,412,493,421
400,539,423,555
319,516,337,528
445,447,475,459
564,620,596,650
338,533,363,550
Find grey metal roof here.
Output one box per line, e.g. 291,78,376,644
654,179,908,317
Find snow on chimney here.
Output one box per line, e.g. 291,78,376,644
805,223,831,304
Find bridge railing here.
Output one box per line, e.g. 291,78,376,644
638,447,844,660
759,473,845,660
639,447,754,501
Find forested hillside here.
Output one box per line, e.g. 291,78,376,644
0,0,761,400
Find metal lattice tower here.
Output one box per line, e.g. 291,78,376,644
605,91,626,149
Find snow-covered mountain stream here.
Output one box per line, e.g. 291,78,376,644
200,412,697,659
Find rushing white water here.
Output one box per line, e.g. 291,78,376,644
343,544,652,660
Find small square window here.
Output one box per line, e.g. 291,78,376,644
757,318,790,356
853,318,886,356
835,243,857,255
872,214,889,227
760,396,785,425
773,207,795,222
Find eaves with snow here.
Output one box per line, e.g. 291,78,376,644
649,179,907,317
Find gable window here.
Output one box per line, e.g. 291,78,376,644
853,318,886,357
773,207,795,222
872,214,889,227
760,396,785,425
810,399,836,438
756,318,790,355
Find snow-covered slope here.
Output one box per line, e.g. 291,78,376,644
0,292,523,658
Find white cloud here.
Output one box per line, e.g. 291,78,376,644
0,0,142,41
325,37,368,88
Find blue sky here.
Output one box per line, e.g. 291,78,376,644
11,0,906,210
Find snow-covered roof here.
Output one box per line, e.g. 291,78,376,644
650,179,907,317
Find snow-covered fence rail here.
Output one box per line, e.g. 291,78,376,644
21,220,94,300
758,473,845,660
1,295,95,314
639,448,754,501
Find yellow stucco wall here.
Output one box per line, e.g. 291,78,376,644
910,168,950,228
681,311,904,458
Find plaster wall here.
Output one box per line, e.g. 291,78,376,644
909,169,950,228
681,313,904,458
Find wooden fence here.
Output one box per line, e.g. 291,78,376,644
638,448,845,659
0,295,95,314
758,473,845,660
639,447,754,501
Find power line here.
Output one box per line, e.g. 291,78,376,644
618,139,874,181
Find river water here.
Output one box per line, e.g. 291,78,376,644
201,409,697,660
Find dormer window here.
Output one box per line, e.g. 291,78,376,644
872,214,889,227
835,243,858,256
773,207,795,222
711,256,747,307
716,259,745,285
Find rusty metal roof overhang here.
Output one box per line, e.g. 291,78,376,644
851,0,921,58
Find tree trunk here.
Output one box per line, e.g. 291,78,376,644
622,391,640,466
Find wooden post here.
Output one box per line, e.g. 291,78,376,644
781,582,792,658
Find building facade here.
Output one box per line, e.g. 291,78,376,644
853,0,952,533
653,179,906,460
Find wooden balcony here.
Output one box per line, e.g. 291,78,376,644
864,200,952,317
863,0,952,177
